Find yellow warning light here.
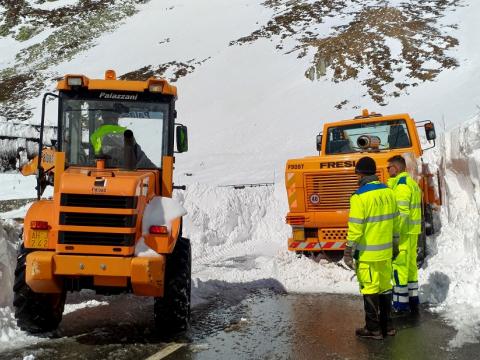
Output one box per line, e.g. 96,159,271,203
362,109,369,117
105,70,117,80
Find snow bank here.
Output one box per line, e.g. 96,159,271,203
0,220,20,307
176,183,357,307
420,114,480,347
0,173,52,201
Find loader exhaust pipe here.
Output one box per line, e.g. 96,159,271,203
357,135,381,150
124,130,137,171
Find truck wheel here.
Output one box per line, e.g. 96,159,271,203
13,245,66,333
154,237,191,334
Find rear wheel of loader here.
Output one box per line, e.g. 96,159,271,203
154,237,191,334
13,245,66,333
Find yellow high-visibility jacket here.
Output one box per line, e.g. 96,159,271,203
388,172,422,235
347,181,400,261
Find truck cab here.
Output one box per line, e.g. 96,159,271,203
285,110,439,255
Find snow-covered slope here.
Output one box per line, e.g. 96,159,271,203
1,0,480,182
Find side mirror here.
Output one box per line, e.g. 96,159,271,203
425,122,436,141
176,125,188,153
316,134,322,151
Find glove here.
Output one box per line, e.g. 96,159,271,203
392,235,400,260
343,246,355,270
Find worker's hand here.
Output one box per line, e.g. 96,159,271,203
392,244,399,260
343,246,355,270
392,235,400,260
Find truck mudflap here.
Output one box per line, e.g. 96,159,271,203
288,239,346,251
26,251,166,297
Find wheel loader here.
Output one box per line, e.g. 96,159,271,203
285,109,441,261
13,70,191,334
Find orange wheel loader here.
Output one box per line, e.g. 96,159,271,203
13,70,190,334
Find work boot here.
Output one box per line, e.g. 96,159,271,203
409,297,420,316
356,295,383,340
379,292,396,336
355,327,383,340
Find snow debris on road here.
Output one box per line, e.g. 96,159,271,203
63,300,109,315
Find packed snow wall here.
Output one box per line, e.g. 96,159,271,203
420,114,480,347
0,221,20,307
0,122,56,171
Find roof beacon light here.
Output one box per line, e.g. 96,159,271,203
67,77,83,87
105,70,116,80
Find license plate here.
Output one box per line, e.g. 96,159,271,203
30,230,49,248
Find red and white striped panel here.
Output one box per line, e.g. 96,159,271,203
289,241,346,250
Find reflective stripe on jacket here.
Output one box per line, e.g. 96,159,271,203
347,181,399,262
388,172,422,235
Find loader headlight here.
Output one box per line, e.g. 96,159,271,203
67,77,83,87
149,84,164,93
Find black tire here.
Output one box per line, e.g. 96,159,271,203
154,237,191,334
13,245,66,333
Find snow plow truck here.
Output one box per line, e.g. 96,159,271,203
285,109,441,260
13,70,191,334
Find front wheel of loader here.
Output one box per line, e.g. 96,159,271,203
154,237,191,334
13,245,66,333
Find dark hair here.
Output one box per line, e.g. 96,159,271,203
388,155,406,169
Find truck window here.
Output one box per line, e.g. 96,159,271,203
325,120,411,154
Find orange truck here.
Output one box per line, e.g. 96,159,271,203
13,70,190,334
285,109,440,260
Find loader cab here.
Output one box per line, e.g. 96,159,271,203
33,71,188,199
48,71,188,171
57,89,176,169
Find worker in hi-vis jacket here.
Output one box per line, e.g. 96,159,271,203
387,155,422,314
343,156,400,339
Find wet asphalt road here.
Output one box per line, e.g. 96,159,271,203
1,289,479,360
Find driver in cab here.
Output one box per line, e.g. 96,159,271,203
90,110,156,169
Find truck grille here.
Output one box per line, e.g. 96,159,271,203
60,212,137,228
59,231,135,247
61,194,138,209
305,173,358,211
305,172,382,211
